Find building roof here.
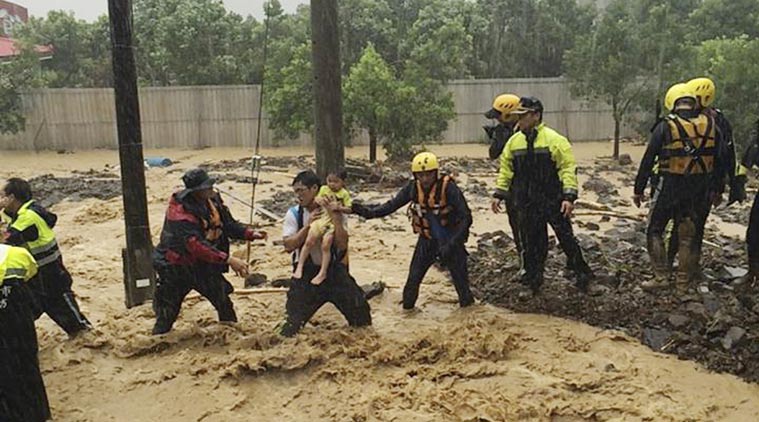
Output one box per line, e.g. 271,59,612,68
0,36,53,59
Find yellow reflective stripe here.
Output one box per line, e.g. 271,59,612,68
36,250,61,267
4,268,27,278
29,240,59,255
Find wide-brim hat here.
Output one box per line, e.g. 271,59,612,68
178,168,216,199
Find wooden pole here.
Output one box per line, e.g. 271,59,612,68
311,0,344,177
108,0,156,308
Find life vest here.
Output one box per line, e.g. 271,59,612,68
408,175,453,239
660,113,717,175
202,199,223,242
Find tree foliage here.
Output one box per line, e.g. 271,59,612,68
0,44,45,134
4,0,759,147
344,44,455,162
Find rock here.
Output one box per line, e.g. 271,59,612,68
361,281,386,300
721,326,746,350
643,327,672,351
585,222,600,231
668,314,690,328
244,273,268,288
582,177,618,196
618,154,634,166
600,215,611,223
703,297,721,315
720,266,748,281
698,285,710,294
576,234,600,251
684,302,708,318
589,284,611,296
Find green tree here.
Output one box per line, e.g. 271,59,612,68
14,11,111,87
0,46,45,134
344,45,455,162
344,44,398,162
564,0,648,159
132,0,262,86
339,0,395,74
688,0,759,42
472,0,595,78
264,41,314,141
690,36,759,147
402,0,474,81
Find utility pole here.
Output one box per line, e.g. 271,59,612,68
311,0,344,177
108,0,155,308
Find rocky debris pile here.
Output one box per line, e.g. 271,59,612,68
29,174,122,208
344,158,410,189
199,156,314,173
258,190,296,217
471,156,759,382
714,201,752,226
470,218,759,383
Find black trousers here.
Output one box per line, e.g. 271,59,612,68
505,196,522,254
0,281,51,422
747,192,759,271
647,181,711,277
518,200,590,283
404,237,474,310
152,265,237,334
28,258,91,336
280,260,371,337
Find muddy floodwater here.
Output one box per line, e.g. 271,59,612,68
5,141,759,421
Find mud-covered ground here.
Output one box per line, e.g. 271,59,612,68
471,155,759,383
4,144,759,421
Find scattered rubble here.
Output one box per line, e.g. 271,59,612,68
29,174,122,207
470,156,759,383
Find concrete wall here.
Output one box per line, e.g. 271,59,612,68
0,78,637,151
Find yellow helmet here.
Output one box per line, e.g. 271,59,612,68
411,152,439,173
686,77,716,108
664,83,696,111
485,94,520,120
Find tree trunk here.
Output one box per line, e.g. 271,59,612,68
311,0,344,178
369,127,377,163
612,98,620,160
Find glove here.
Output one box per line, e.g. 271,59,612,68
728,175,748,205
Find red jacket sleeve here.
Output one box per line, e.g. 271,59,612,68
186,236,228,264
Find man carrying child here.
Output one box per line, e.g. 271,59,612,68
280,170,371,336
292,169,352,285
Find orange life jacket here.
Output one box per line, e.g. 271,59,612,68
408,175,453,239
202,199,223,242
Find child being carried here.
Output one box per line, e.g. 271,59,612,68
292,169,352,285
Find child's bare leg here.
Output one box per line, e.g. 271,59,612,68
311,233,335,285
293,227,320,279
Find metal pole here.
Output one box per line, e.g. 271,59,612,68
108,0,155,308
246,5,271,263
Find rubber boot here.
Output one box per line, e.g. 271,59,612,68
642,234,671,291
675,218,696,293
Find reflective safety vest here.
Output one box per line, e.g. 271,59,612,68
10,200,61,267
203,199,223,242
660,113,717,175
0,244,38,286
408,175,453,239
